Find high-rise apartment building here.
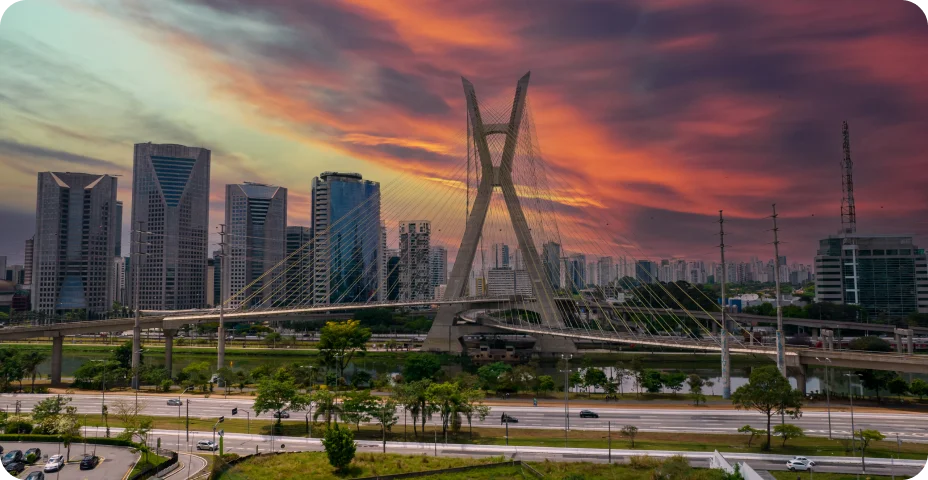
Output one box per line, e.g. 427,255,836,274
224,182,287,308
284,226,313,305
131,143,211,310
312,172,380,304
493,243,510,269
399,220,431,301
598,256,614,287
815,233,928,317
541,242,561,289
32,172,118,314
568,253,586,291
487,267,532,297
429,246,447,296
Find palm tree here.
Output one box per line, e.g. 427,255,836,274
21,351,47,393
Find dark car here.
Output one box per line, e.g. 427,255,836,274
79,454,100,470
500,413,518,424
2,450,23,466
579,410,599,418
274,411,290,419
167,399,183,406
26,471,46,480
25,447,42,462
5,461,26,475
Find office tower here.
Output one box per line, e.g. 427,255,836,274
224,182,287,308
541,242,561,289
379,224,387,301
206,258,215,307
399,220,431,301
429,246,448,295
586,261,596,286
284,226,313,305
312,172,380,304
111,257,126,306
32,172,118,314
212,250,222,306
815,233,928,316
23,237,33,287
493,243,510,269
568,253,586,291
487,267,533,297
114,201,123,257
8,265,23,285
385,249,400,301
0,257,6,282
131,143,210,310
636,260,656,284
598,257,614,287
511,248,524,271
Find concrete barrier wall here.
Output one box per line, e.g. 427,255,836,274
738,462,765,480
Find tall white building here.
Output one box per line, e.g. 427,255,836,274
597,256,614,286
224,182,287,308
111,257,127,306
487,267,532,297
399,220,431,301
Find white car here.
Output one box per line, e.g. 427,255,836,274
786,458,814,471
196,440,219,451
44,454,65,472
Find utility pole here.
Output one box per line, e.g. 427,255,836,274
131,221,149,391
561,353,572,447
217,224,227,372
719,211,731,399
771,204,787,377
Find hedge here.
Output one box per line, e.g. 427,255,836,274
0,434,137,449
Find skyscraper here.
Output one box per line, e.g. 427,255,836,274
429,245,448,296
32,172,118,314
131,143,211,310
636,260,656,284
212,250,222,307
312,172,381,304
542,242,561,289
23,237,33,287
224,182,287,308
399,220,431,301
597,256,614,286
114,201,123,257
568,253,586,291
284,226,312,305
493,243,510,269
385,249,400,301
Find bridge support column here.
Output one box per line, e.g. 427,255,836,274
164,329,176,378
131,316,141,390
895,330,903,354
51,335,63,386
906,329,914,355
821,329,834,351
794,363,807,395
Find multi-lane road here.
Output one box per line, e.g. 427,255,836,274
4,393,928,443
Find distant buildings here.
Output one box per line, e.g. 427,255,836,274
541,242,561,289
567,253,586,291
399,220,431,301
32,172,118,314
487,267,532,297
429,246,447,299
636,260,656,284
131,143,211,310
493,243,510,269
312,172,381,304
224,182,287,308
384,249,400,301
814,233,928,317
284,226,313,305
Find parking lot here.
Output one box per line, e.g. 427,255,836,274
3,442,139,480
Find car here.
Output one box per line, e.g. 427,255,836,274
25,447,42,461
5,461,25,475
274,411,290,419
167,399,183,406
44,454,65,472
0,445,4,454
579,410,599,418
79,454,100,470
196,440,219,451
790,456,815,466
786,459,813,472
500,413,518,424
25,471,46,480
2,450,23,466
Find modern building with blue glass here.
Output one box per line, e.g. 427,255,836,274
225,182,287,308
311,172,381,304
32,172,118,315
131,143,211,310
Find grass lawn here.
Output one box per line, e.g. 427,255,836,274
769,472,892,480
127,450,171,478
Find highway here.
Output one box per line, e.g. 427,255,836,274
4,393,928,443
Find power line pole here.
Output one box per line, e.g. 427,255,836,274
772,204,787,377
131,221,149,391
841,121,857,234
718,210,730,400
217,224,227,372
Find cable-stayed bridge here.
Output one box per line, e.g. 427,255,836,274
3,73,925,394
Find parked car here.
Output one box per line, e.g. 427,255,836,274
5,461,26,475
25,471,46,480
167,399,183,406
44,454,65,472
2,450,23,466
25,447,42,461
79,454,100,470
579,410,599,418
274,411,290,419
786,458,813,472
500,413,518,424
196,440,219,451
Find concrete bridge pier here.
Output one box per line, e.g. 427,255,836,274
164,329,177,378
50,335,63,386
792,363,807,395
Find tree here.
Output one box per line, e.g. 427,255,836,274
849,336,892,352
857,429,885,471
773,423,804,447
311,389,338,428
350,370,372,390
0,349,24,392
738,424,762,447
264,331,282,349
687,374,706,406
731,366,804,450
371,398,399,439
341,390,376,431
888,377,909,400
113,341,139,369
909,379,928,401
402,353,443,382
235,370,250,393
426,382,462,439
582,368,608,397
394,380,431,438
20,351,47,393
458,386,490,438
112,398,152,445
321,424,356,473
253,370,311,431
318,320,372,377
56,406,81,461
32,395,71,434
216,367,235,395
857,370,897,403
661,371,686,396
620,425,639,448
476,362,512,392
641,370,663,394
182,362,212,392
535,375,555,397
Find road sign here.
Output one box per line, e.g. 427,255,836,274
218,430,224,437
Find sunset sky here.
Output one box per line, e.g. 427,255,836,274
1,0,927,266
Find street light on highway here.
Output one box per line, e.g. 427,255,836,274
845,372,863,455
560,353,573,448
815,357,833,439
90,359,107,418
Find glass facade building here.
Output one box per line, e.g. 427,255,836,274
225,183,287,308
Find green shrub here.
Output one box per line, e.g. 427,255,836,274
5,420,33,434
321,424,356,472
25,453,37,464
629,455,661,469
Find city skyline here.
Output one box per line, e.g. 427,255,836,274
1,1,927,266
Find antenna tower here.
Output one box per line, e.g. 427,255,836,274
840,121,857,234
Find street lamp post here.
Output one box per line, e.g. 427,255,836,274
845,373,861,455
816,357,833,440
90,360,107,419
560,353,573,448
